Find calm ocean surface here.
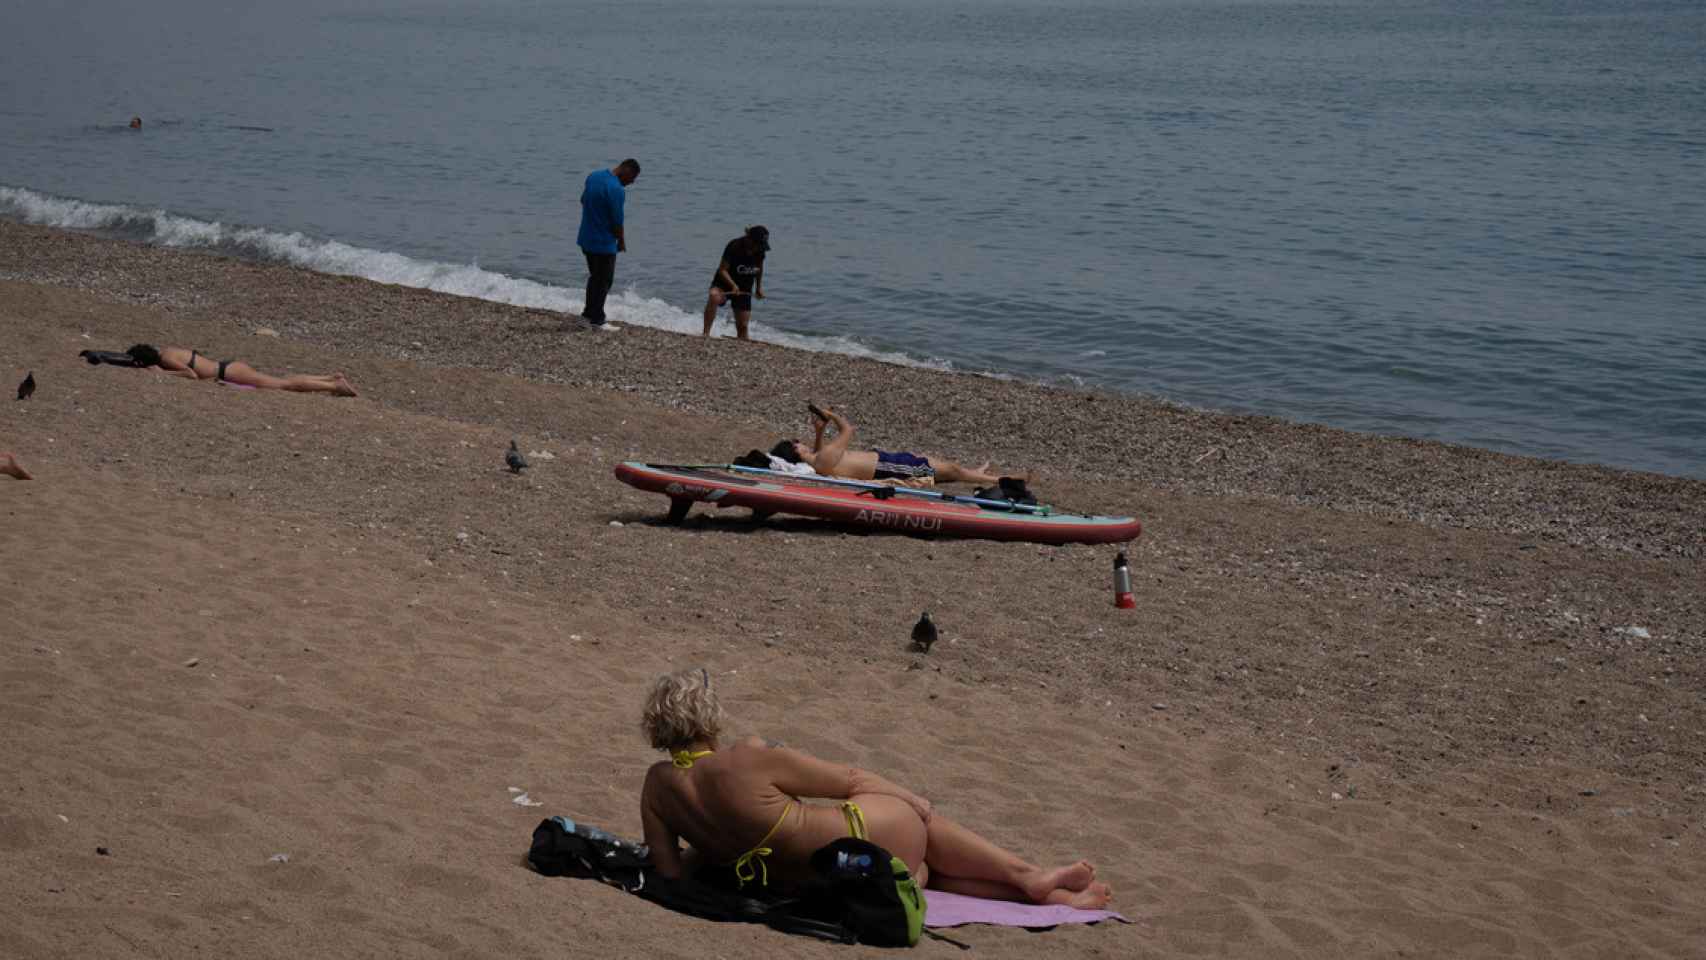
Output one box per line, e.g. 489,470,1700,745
3,0,1703,477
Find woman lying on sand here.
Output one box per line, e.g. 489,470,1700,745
638,668,1112,907
125,344,357,396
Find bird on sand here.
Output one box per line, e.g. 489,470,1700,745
911,612,938,653
16,371,34,401
505,439,530,474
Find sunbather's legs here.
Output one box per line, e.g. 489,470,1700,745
222,361,357,396
923,457,1002,486
916,814,1111,908
1,452,31,480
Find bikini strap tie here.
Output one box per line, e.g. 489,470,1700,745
671,748,714,769
730,800,794,888
731,846,773,887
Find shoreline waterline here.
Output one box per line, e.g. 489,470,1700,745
3,216,1701,563
5,184,1702,482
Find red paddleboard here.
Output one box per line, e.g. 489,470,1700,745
614,462,1141,545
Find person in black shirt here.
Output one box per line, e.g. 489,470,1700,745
702,225,769,340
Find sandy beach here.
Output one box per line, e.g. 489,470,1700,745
2,218,1703,958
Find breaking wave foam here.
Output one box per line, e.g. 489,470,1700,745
0,185,947,371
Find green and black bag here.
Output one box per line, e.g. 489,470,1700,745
763,837,927,947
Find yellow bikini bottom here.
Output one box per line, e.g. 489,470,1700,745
730,800,868,887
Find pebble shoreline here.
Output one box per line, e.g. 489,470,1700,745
3,218,1702,560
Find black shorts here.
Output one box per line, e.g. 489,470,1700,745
873,451,935,480
714,287,753,312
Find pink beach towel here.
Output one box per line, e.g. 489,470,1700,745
922,890,1130,929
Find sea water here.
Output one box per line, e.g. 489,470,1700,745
2,0,1702,478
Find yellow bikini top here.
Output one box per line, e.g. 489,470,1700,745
671,748,714,769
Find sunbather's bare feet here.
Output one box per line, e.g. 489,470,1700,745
1,452,32,480
1021,860,1097,901
1041,881,1113,909
1062,859,1096,890
332,375,358,397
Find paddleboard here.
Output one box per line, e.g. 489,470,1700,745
614,462,1141,545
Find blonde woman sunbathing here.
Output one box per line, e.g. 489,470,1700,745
638,668,1112,907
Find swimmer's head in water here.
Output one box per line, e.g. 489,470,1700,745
642,668,726,751
129,116,141,129
126,343,161,367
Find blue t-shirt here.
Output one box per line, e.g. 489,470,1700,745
576,169,626,254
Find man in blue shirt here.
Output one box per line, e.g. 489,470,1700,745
576,158,641,326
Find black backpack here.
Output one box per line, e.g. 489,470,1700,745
973,476,1039,507
527,817,773,925
527,816,650,884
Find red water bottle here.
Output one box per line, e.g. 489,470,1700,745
1113,550,1135,608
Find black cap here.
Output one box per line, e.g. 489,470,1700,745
746,224,770,251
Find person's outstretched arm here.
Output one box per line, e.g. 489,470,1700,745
764,746,931,823
847,766,932,823
639,765,686,878
812,408,856,475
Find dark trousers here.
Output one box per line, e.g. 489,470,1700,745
582,251,617,323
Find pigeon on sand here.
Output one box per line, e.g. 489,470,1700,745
911,612,938,653
505,440,530,474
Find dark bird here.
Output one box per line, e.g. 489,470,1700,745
16,371,34,401
505,439,530,474
910,612,938,653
